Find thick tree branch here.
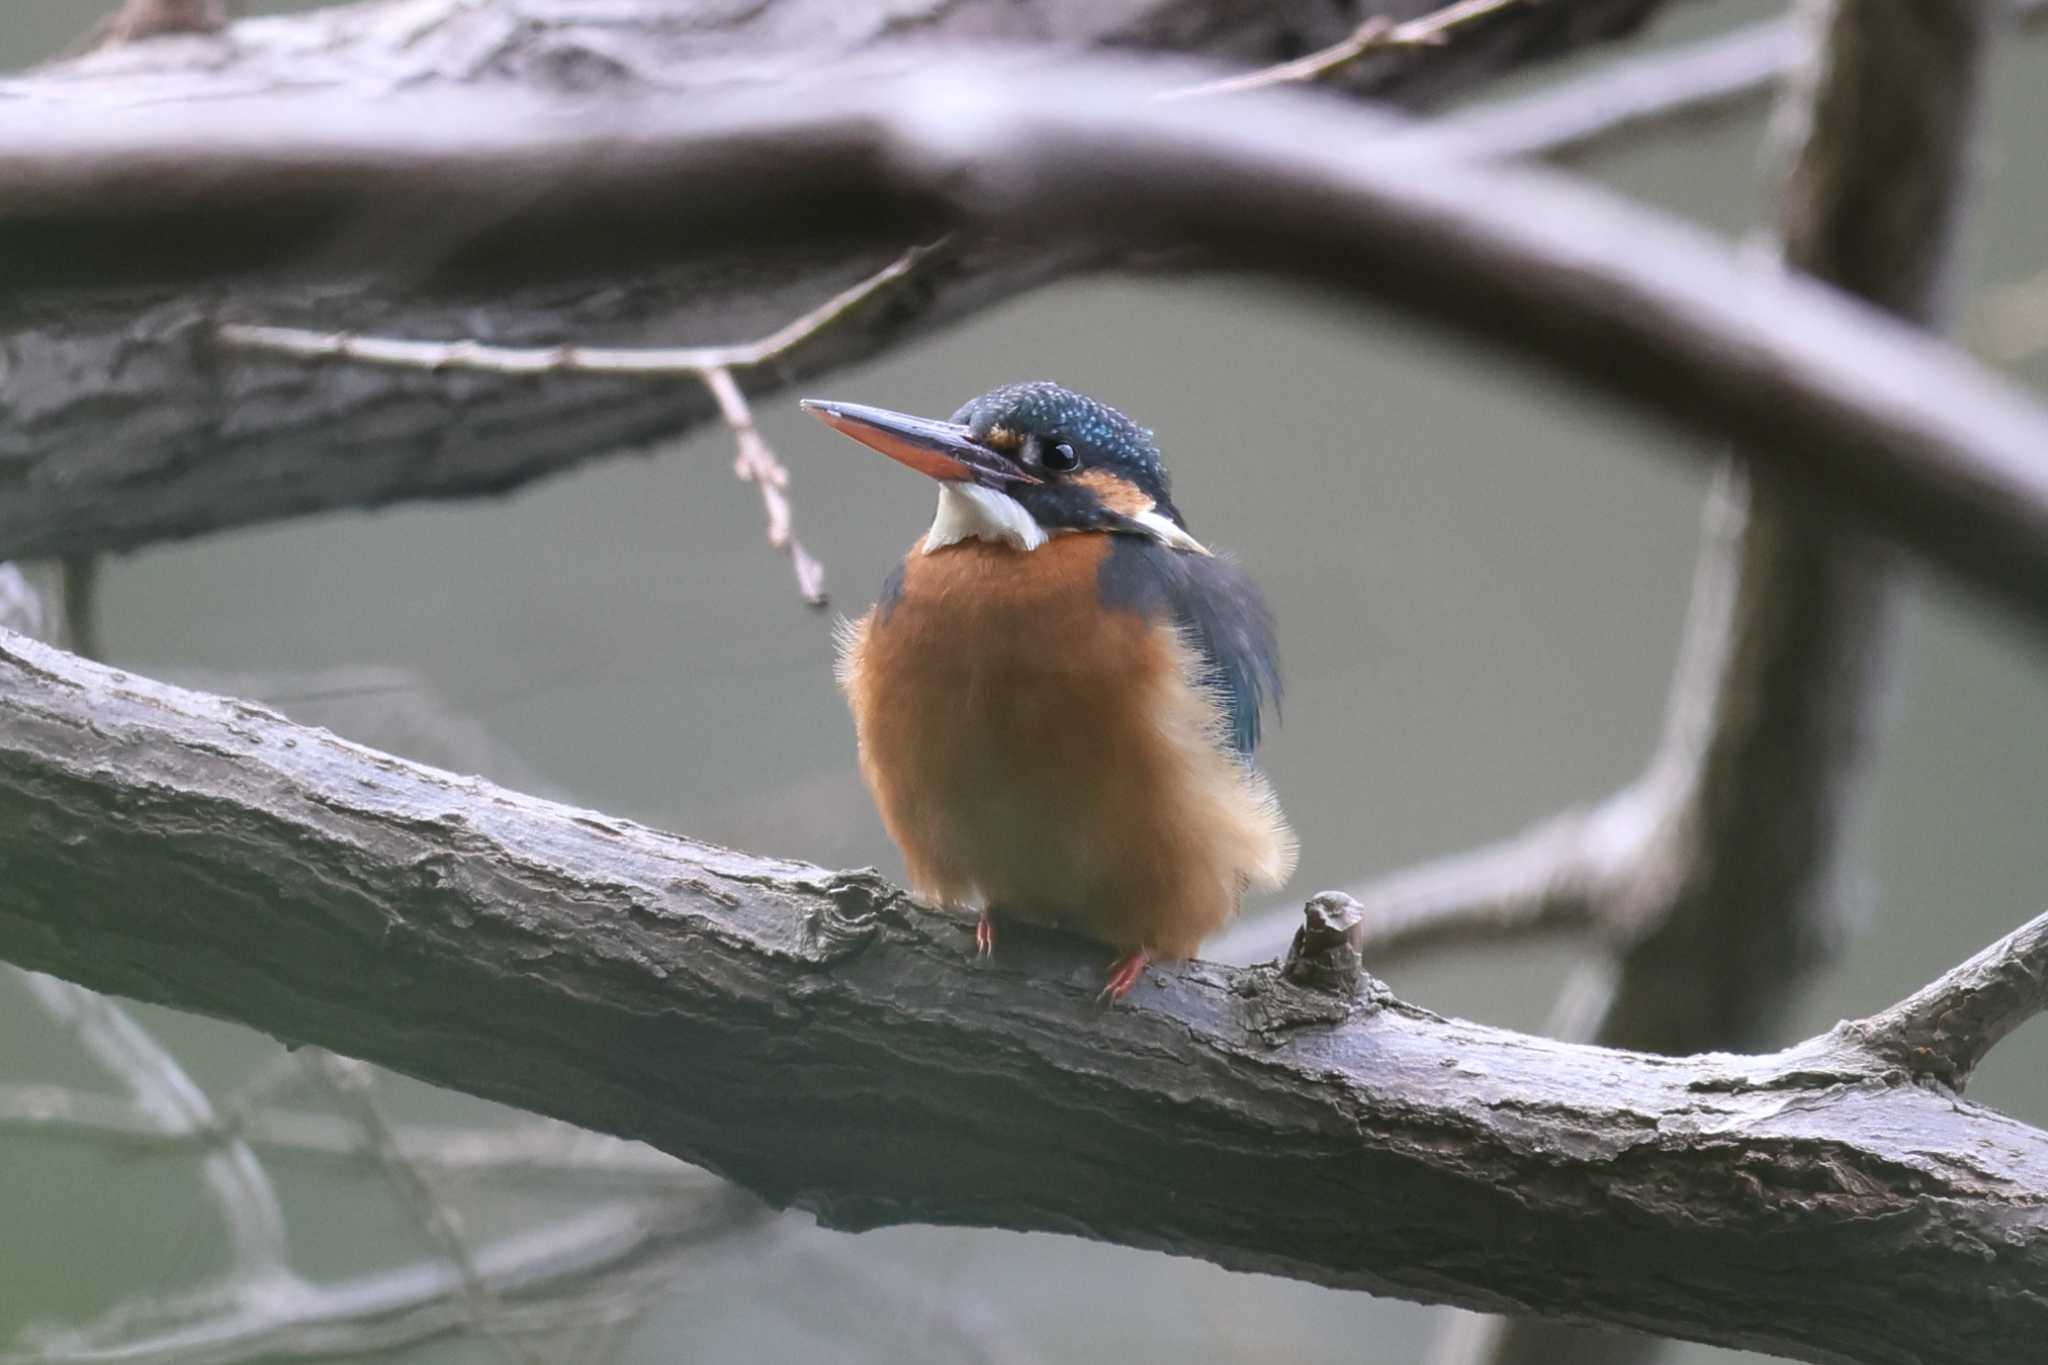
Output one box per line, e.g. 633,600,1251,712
0,0,1690,565
1,631,2045,1365
2,60,2045,627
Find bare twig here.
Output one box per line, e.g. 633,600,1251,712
701,366,825,604
302,1051,546,1365
220,243,942,607
1167,0,1529,98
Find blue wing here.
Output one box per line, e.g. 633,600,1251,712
1098,536,1282,759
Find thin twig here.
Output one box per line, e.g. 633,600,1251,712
302,1051,547,1365
220,242,944,607
702,365,825,604
1166,0,1529,99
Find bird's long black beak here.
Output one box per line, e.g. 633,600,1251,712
800,399,1039,486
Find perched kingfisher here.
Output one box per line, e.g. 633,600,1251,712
802,382,1296,999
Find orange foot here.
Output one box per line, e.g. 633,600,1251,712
975,909,997,958
1099,948,1152,1001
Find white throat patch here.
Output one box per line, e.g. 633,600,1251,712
923,483,1048,554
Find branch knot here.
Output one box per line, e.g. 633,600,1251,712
1284,892,1371,994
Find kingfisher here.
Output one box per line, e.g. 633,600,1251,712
803,382,1296,999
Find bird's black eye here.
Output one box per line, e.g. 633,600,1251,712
1044,441,1079,473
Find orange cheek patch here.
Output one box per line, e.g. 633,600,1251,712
1071,469,1152,516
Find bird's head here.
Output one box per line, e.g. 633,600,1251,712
801,381,1210,555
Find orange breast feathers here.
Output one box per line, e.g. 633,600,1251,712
836,532,1295,959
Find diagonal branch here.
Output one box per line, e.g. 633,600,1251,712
10,0,2044,569
0,0,1704,567
3,60,2046,622
220,242,941,606
1216,790,1644,965
12,970,298,1289
1845,910,2048,1089
1451,6,1999,1361
1166,0,1532,99
1,631,2046,1365
302,1050,548,1365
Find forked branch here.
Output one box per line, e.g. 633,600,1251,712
1845,911,2048,1088
219,243,942,605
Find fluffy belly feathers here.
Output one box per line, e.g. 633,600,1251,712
837,535,1295,957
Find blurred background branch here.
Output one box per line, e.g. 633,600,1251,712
1440,3,2000,1360
4,55,2047,623
0,0,1684,570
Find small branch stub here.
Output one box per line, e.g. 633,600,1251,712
1284,892,1369,993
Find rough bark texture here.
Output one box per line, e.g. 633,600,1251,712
0,0,1680,564
0,629,2044,1365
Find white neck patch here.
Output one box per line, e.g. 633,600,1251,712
919,483,1214,557
923,483,1048,554
1131,506,1213,557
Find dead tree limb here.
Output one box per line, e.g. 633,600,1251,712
0,629,2043,1365
2,59,2047,626
0,0,1688,565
